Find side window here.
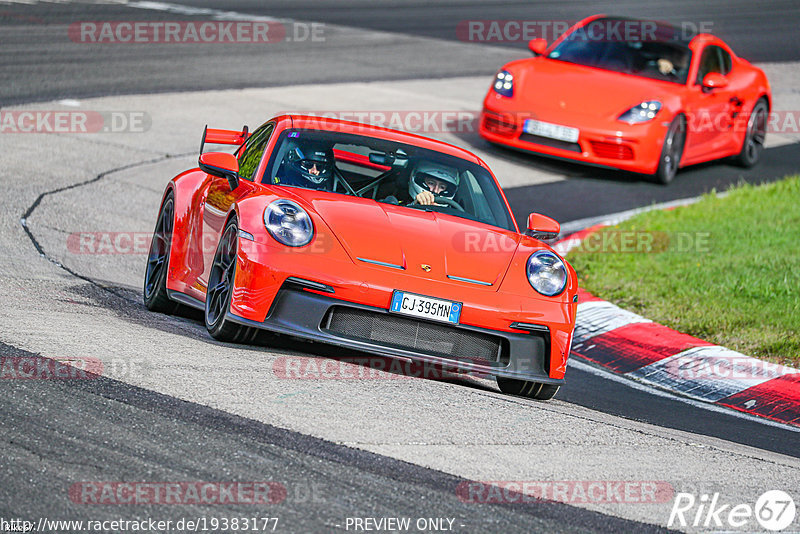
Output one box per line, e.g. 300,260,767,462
695,45,724,84
719,48,732,75
237,123,274,181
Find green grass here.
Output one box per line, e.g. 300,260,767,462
567,176,800,366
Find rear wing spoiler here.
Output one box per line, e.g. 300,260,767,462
199,125,249,155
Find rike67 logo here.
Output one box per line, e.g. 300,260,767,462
668,490,796,531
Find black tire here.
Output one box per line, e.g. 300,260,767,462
143,193,182,314
734,98,768,168
653,115,686,185
205,218,259,343
496,376,560,400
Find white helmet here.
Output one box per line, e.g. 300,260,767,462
409,161,460,201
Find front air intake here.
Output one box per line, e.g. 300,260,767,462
322,307,509,366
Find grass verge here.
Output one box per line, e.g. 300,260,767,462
567,176,800,366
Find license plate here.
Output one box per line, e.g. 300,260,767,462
390,291,461,325
523,119,580,143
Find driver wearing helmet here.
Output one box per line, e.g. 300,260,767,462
278,138,335,190
409,161,460,207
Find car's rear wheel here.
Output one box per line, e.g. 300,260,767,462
205,218,259,343
496,377,560,400
734,98,768,168
143,193,182,314
653,115,686,185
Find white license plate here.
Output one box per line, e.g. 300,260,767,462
523,119,580,143
390,291,461,324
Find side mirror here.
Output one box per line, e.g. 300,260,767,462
702,72,729,92
199,152,240,190
526,213,560,240
528,38,548,56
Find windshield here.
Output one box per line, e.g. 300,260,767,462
262,128,516,231
547,18,693,84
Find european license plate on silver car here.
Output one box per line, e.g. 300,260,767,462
390,291,461,324
523,119,580,143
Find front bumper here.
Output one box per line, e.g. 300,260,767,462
479,101,667,175
227,284,562,384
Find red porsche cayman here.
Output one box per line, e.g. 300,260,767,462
479,15,771,183
144,116,578,399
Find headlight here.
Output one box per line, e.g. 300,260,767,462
493,70,514,97
264,199,314,247
618,101,662,124
526,250,567,296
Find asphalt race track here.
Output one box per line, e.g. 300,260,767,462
1,1,799,533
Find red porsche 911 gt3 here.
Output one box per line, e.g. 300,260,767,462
479,15,771,183
144,116,578,399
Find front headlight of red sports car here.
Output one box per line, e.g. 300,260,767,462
264,199,314,247
493,70,514,97
618,100,662,124
526,250,567,296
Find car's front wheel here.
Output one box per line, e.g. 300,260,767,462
144,192,182,314
205,218,259,343
653,115,686,185
496,377,560,400
735,98,768,168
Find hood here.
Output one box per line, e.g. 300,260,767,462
512,57,680,120
288,189,521,288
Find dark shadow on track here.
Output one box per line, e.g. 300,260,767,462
0,341,669,533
